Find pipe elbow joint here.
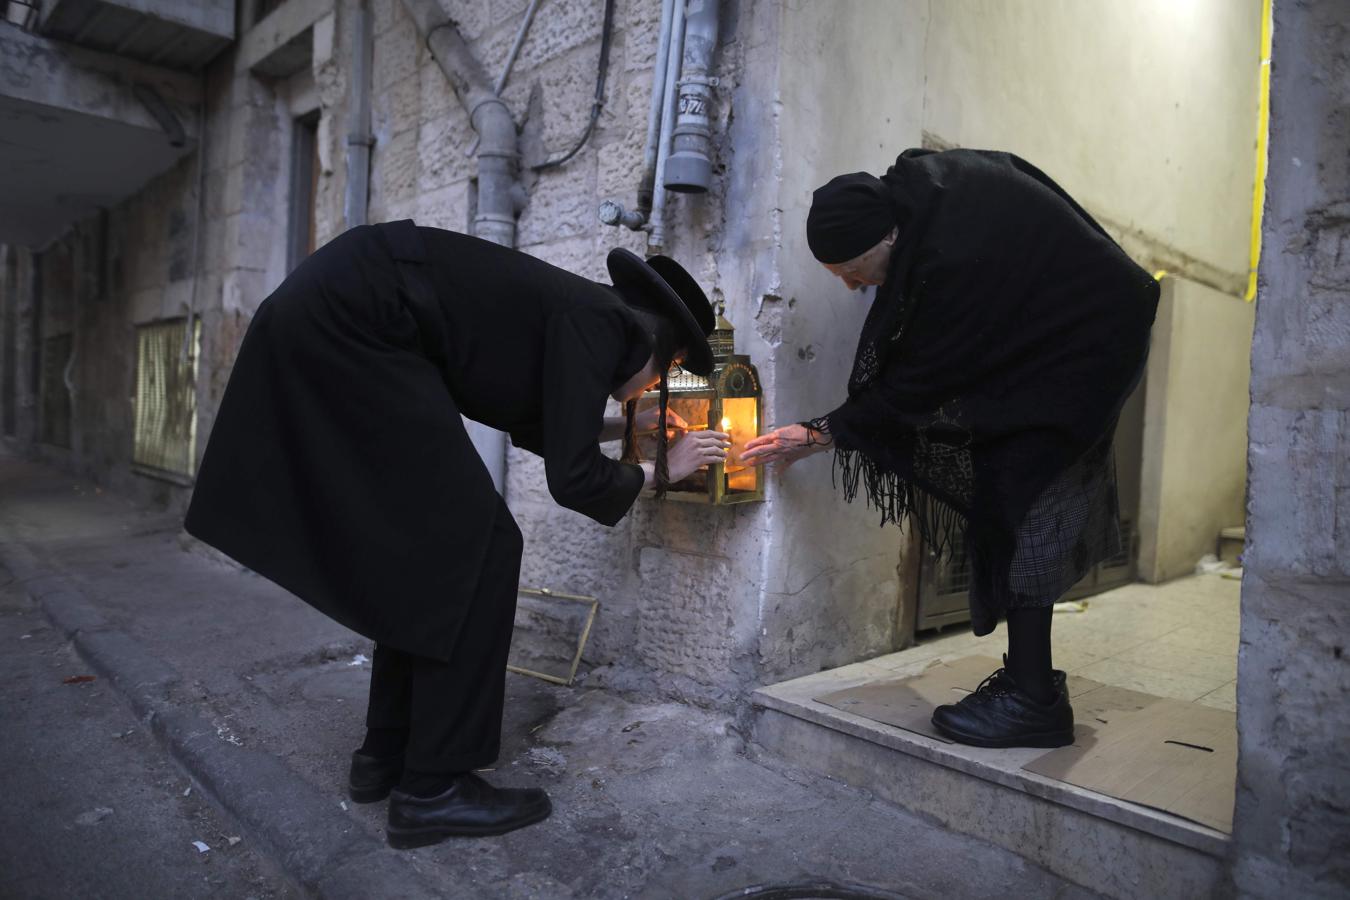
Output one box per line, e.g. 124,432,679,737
598,199,648,230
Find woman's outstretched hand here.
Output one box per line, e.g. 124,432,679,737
741,424,831,471
665,430,730,483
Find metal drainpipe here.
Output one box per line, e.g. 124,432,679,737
344,0,373,229
637,0,677,218
416,15,522,248
663,0,719,194
402,0,525,492
597,0,675,231
646,0,687,254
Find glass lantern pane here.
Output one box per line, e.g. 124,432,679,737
637,397,712,494
720,396,759,493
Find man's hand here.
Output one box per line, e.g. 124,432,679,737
741,424,831,471
636,405,689,438
665,430,730,483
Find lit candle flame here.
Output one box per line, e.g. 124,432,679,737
720,416,732,432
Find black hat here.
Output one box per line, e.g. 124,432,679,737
806,172,897,264
607,248,715,376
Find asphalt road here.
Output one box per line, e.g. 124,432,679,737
0,576,300,900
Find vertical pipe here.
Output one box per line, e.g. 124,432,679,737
638,0,677,215
597,0,675,231
470,97,521,248
184,78,206,362
647,0,687,254
412,2,520,492
344,0,373,229
494,0,544,96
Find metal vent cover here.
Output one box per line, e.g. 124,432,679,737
935,530,973,596
133,318,198,478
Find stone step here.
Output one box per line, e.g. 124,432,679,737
749,658,1231,900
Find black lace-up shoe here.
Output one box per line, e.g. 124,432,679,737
386,773,552,848
931,666,1075,748
348,751,405,804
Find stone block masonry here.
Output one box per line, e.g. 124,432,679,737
1234,0,1350,896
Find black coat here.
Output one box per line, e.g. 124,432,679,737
185,221,649,660
814,150,1159,632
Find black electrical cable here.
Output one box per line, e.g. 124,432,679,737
532,0,617,171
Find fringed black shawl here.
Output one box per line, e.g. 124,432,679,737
808,149,1159,635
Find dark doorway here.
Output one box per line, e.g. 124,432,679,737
288,111,320,272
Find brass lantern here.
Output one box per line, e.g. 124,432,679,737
639,304,764,504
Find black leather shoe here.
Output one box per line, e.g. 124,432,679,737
931,666,1075,748
348,751,404,804
386,773,552,848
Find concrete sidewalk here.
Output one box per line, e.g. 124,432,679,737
0,454,1099,899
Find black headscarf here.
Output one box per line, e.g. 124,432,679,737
807,149,1159,635
806,173,898,263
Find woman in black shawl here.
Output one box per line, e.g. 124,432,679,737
185,220,728,845
743,149,1158,749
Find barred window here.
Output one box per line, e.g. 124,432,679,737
133,318,200,479
39,333,72,448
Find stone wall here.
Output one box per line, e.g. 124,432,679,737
756,0,930,679
0,32,297,509
1234,0,1350,895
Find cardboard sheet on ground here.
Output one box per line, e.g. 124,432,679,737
814,655,1235,833
814,655,1007,743
1024,698,1237,833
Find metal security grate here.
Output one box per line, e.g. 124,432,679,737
39,333,72,448
936,530,973,595
133,319,199,478
1101,516,1133,569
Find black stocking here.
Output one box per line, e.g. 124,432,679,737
1006,606,1055,704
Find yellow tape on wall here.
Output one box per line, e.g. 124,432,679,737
1246,0,1273,302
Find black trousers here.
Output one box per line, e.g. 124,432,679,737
364,502,523,775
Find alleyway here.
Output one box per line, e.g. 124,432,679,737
0,453,1096,900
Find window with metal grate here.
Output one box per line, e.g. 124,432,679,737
1101,516,1134,570
132,319,199,479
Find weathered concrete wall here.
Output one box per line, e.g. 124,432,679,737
0,2,325,509
1137,277,1256,583
1234,0,1350,895
922,0,1264,294
754,0,929,678
0,26,202,248
489,0,779,702
918,0,1265,593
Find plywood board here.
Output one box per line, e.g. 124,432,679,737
1024,698,1237,833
